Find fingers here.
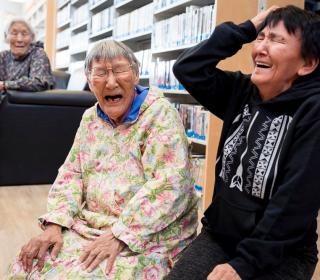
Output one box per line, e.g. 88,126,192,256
36,243,52,272
50,239,63,261
105,251,117,274
80,248,108,272
79,247,91,264
87,252,107,272
19,243,39,273
251,5,280,30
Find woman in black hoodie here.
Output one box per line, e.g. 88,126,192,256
167,5,320,280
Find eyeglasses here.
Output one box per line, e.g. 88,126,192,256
9,31,31,38
88,64,133,79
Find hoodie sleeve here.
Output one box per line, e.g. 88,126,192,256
5,47,54,91
173,20,257,119
229,105,320,279
111,99,198,253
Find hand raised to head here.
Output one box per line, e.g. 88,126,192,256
251,5,280,31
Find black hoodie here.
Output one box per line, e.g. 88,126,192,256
173,20,320,279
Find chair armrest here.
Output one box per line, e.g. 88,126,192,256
7,90,96,107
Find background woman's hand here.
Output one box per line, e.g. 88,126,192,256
79,228,126,274
251,5,279,31
18,223,63,273
207,263,241,280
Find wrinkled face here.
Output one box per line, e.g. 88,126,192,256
251,21,306,98
88,56,139,125
7,22,33,58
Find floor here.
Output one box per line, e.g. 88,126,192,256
0,185,320,279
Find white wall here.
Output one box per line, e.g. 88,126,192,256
0,0,24,51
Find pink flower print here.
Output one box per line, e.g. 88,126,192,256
107,159,117,172
143,265,160,280
149,244,162,253
88,121,99,131
157,191,173,204
181,218,190,228
95,161,103,172
129,223,142,232
86,134,96,143
161,150,175,162
63,172,73,181
141,200,155,216
158,134,170,143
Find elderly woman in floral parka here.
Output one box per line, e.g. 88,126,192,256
7,40,198,279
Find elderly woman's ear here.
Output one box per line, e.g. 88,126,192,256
297,58,319,77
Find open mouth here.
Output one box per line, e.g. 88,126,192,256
104,95,122,103
256,63,271,69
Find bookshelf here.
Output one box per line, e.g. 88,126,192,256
25,0,57,65
50,0,304,211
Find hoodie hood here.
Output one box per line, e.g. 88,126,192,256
256,70,320,110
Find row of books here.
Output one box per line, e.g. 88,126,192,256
56,49,70,68
57,4,71,27
134,49,152,77
174,104,208,141
150,59,184,90
91,6,114,34
71,3,90,27
56,28,70,49
113,3,153,39
154,0,188,12
69,31,89,54
190,155,205,198
152,4,216,50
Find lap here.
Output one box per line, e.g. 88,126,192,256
166,228,318,280
6,229,169,280
165,229,231,280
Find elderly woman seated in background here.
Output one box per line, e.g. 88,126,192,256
0,19,54,92
7,40,198,279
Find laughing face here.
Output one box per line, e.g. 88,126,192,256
251,21,306,100
8,22,33,59
88,56,139,125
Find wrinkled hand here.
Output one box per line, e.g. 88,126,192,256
251,5,279,30
79,228,126,274
0,81,5,91
19,223,63,273
207,263,241,280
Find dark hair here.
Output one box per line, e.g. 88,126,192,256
258,5,320,63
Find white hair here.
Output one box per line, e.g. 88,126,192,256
4,18,35,42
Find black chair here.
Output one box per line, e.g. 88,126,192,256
0,90,96,186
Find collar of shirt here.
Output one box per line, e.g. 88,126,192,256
97,85,149,127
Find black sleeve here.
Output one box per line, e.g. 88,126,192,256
229,105,320,279
173,20,257,119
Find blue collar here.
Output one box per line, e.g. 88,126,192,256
97,85,149,127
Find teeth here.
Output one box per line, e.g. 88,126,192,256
256,63,270,68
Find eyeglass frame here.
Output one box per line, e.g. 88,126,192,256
8,31,31,38
87,64,134,79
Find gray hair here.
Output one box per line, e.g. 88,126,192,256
85,40,140,75
4,18,35,42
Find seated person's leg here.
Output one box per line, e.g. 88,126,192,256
254,245,318,280
166,227,231,280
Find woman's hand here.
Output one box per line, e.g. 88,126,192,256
0,81,5,91
207,263,241,280
79,228,126,274
251,5,279,31
19,223,63,273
